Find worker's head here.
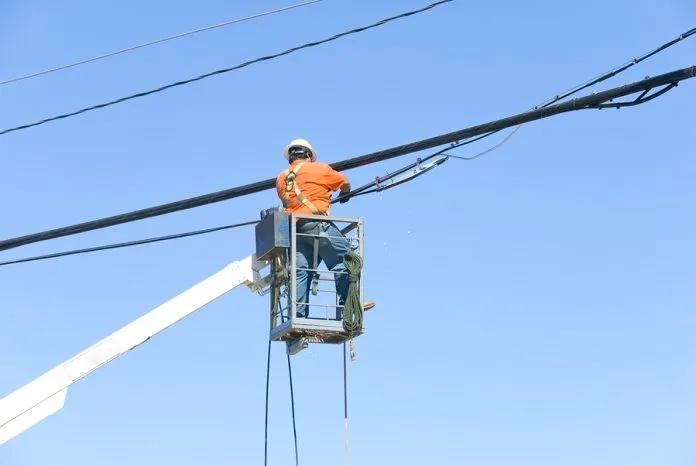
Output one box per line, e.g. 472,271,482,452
284,138,316,164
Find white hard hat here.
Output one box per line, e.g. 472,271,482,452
284,138,316,162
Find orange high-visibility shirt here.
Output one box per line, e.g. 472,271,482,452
276,160,347,215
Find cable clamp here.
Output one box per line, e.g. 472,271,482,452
374,176,383,190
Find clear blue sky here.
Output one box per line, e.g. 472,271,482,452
1,0,694,465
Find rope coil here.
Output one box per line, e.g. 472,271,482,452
341,250,364,361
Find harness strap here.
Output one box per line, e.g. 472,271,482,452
282,162,326,215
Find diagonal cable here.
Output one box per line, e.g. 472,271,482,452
0,154,451,267
0,65,693,254
0,220,259,266
436,26,696,160
0,1,322,86
0,0,452,137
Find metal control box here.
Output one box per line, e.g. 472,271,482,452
255,208,290,262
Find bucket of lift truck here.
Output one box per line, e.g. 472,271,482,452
255,208,366,351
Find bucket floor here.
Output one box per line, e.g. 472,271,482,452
274,327,360,344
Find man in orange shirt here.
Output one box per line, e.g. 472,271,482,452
276,138,352,216
276,138,373,318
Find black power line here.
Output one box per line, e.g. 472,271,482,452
0,220,260,266
534,27,696,110
0,0,452,137
0,153,451,267
1,21,691,254
0,65,693,255
436,26,696,156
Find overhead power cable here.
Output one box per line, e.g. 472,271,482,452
0,155,451,267
1,21,689,252
535,27,696,109
0,220,259,266
0,0,452,137
435,26,696,160
1,64,693,255
0,1,323,86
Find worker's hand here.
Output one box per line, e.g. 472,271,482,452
338,184,351,203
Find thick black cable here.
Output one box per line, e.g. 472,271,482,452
535,27,696,109
0,220,259,266
434,26,696,157
589,82,678,109
373,66,693,163
0,1,451,137
1,66,694,254
0,24,691,252
0,154,450,267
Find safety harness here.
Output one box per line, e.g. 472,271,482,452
282,161,328,216
282,161,327,298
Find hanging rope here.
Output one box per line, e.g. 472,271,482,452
286,351,300,466
263,325,272,466
343,342,351,466
341,250,364,338
264,254,300,466
341,250,364,362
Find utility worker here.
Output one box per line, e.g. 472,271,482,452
276,138,374,318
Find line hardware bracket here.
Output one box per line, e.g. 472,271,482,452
589,83,679,110
343,155,450,201
374,155,449,193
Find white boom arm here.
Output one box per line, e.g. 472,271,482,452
0,254,267,446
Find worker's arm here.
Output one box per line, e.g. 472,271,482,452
322,164,351,202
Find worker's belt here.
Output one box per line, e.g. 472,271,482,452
282,162,328,215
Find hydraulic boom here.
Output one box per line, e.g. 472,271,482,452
0,254,268,446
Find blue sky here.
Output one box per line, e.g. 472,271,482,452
1,0,694,465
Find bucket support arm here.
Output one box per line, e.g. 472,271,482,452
0,254,267,446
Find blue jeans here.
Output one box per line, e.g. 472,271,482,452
293,220,350,319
